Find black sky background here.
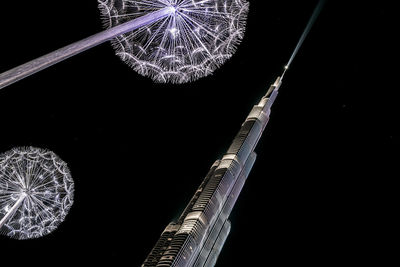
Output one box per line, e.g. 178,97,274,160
0,1,396,265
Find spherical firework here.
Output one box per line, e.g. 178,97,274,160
0,147,74,240
99,0,249,83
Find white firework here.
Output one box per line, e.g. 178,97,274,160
0,147,74,240
99,0,249,83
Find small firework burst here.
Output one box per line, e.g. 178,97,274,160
0,147,74,240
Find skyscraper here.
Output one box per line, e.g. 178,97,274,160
142,77,282,267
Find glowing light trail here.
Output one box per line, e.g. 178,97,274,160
0,7,175,90
281,0,326,80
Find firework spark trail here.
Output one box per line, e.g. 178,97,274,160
282,0,326,80
0,194,26,229
0,147,74,240
0,7,175,90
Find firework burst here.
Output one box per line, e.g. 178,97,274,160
99,0,249,83
0,147,74,240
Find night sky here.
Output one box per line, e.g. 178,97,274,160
0,1,395,265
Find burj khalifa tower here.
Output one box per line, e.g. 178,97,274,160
141,1,326,266
142,76,282,267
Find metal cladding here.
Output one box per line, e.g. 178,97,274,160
142,77,282,267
